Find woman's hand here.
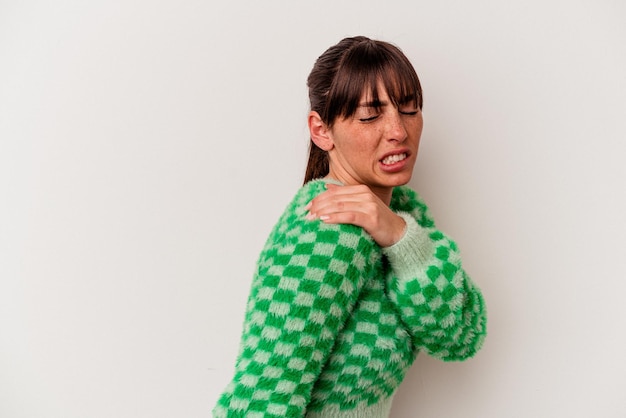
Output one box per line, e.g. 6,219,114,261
305,183,406,247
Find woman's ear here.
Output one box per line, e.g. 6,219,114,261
308,111,334,151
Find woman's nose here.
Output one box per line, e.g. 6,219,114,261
386,111,408,142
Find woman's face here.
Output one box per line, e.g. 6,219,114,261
326,83,423,198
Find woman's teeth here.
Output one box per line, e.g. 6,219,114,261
382,153,407,165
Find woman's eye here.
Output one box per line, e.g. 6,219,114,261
399,109,419,116
358,114,379,122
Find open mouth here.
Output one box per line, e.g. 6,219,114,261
381,153,408,165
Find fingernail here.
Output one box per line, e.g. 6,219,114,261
305,212,316,220
319,215,330,221
304,201,312,210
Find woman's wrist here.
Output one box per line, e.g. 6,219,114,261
382,212,433,278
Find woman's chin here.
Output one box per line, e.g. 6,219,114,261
381,171,413,187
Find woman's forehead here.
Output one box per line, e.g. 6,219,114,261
359,78,417,104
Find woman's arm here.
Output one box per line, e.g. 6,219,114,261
213,195,379,417
383,212,486,360
382,187,487,361
307,184,486,361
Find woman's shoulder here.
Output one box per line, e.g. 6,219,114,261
269,179,376,247
294,178,330,204
278,179,329,222
391,185,435,228
280,178,346,216
391,185,423,210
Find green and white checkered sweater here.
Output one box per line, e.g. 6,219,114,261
214,179,487,418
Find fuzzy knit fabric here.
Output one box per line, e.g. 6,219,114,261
213,179,487,418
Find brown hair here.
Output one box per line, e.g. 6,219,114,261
304,36,423,184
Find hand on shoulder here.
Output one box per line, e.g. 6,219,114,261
305,183,406,247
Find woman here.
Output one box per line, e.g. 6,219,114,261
213,36,487,418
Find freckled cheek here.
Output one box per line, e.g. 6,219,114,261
409,117,423,131
345,127,379,149
409,125,423,144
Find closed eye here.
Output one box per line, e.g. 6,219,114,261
399,110,419,116
359,115,380,122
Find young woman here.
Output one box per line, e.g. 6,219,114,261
213,36,487,418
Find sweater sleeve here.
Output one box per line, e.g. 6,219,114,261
383,188,487,361
213,197,379,417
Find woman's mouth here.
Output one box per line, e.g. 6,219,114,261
381,153,408,165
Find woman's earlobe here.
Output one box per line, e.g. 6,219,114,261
308,111,334,151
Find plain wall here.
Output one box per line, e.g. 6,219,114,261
1,1,625,417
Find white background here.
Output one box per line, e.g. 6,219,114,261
1,1,625,417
